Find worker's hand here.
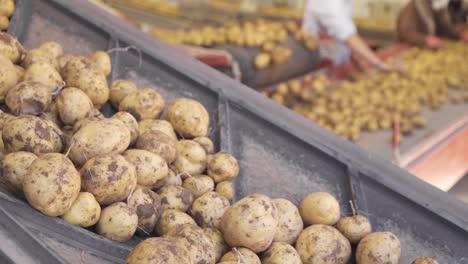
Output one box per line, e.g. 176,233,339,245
460,31,468,43
424,35,442,48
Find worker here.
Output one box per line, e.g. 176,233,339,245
302,0,400,71
397,0,468,48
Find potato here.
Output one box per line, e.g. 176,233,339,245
126,237,192,264
64,67,109,107
220,194,278,253
2,115,62,154
207,152,239,183
255,53,271,69
39,111,63,128
193,136,214,154
127,186,162,236
336,215,372,244
190,191,229,228
220,248,261,264
216,181,235,200
123,149,168,189
166,224,216,264
57,87,93,125
0,54,18,99
262,242,302,264
14,65,24,79
299,192,340,226
0,109,14,129
411,257,439,264
111,112,139,145
204,228,229,262
22,49,57,70
22,62,63,92
81,154,137,205
173,140,207,176
39,42,63,59
183,175,214,198
109,79,137,109
2,151,37,194
136,131,177,164
97,202,137,242
138,119,177,141
119,89,165,121
62,192,101,227
0,0,14,17
43,119,64,153
356,232,401,264
295,224,351,264
0,32,24,63
69,119,131,167
23,153,81,216
6,81,52,116
57,54,73,71
61,56,89,79
0,16,8,32
168,98,210,138
89,51,111,76
157,185,193,212
155,209,196,236
272,198,303,244
159,167,182,188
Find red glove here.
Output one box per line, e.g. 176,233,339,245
424,35,442,48
460,31,468,43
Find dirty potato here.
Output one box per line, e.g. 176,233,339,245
89,51,111,76
262,242,302,264
299,192,341,226
62,192,101,227
109,79,137,109
136,131,177,164
336,215,372,244
272,198,303,244
127,186,162,236
126,237,192,264
0,32,24,63
216,181,235,200
64,62,109,106
155,209,196,236
119,88,165,120
166,224,216,264
168,98,210,138
207,152,239,183
190,191,229,228
22,61,63,92
193,136,214,154
356,232,401,264
204,228,229,262
123,149,168,189
183,175,214,198
97,202,138,242
2,151,37,194
6,81,52,116
57,87,93,125
111,111,139,145
173,140,207,176
39,41,64,59
0,54,18,99
158,167,182,188
220,247,261,264
157,185,193,212
138,119,178,141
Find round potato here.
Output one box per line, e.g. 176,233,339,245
65,67,109,107
168,98,210,138
68,118,131,167
193,136,214,154
157,185,193,212
6,81,51,116
62,192,101,227
89,51,111,76
207,152,239,183
109,79,137,109
183,175,214,198
296,224,351,264
166,224,216,264
119,88,165,120
80,154,137,205
126,237,192,264
111,112,139,145
299,192,341,226
2,151,37,194
23,153,81,216
0,16,8,31
216,181,235,200
97,202,137,242
127,186,162,236
204,228,229,262
411,257,439,264
138,119,177,141
356,232,401,264
123,149,168,189
0,0,14,17
0,32,24,63
22,49,57,70
173,140,207,176
220,194,278,253
155,209,196,236
0,54,18,99
220,248,261,264
158,167,182,188
57,87,93,125
22,61,63,92
39,41,64,59
190,191,229,229
262,242,302,264
272,198,303,244
336,215,372,244
136,131,177,164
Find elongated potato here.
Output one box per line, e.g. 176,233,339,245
136,131,177,164
111,112,139,145
157,185,193,212
89,51,111,76
127,186,162,235
207,152,239,183
183,175,214,198
62,192,101,227
299,192,341,226
356,232,401,264
123,149,168,189
97,202,137,242
119,88,165,120
0,54,18,99
155,209,196,236
272,198,303,244
166,224,216,264
190,191,229,229
216,181,235,200
126,237,193,264
204,228,229,262
0,32,24,63
168,98,210,138
22,61,63,92
57,87,93,125
2,151,37,194
173,140,207,176
262,242,302,264
220,248,261,264
6,81,52,116
109,79,137,109
23,153,81,216
138,119,177,141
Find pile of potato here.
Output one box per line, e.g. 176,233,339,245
0,0,14,31
269,42,468,142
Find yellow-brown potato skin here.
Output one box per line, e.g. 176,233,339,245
62,192,101,227
168,98,210,138
220,248,261,264
356,232,401,264
299,192,341,226
126,237,193,264
272,198,303,244
190,191,229,229
155,209,196,236
119,88,165,120
262,242,302,264
97,202,137,242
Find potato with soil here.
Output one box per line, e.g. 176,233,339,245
68,118,130,167
166,224,216,264
80,154,137,205
216,181,235,200
220,248,261,264
111,112,139,145
204,228,229,262
2,151,37,194
22,61,63,92
127,186,162,236
0,54,18,99
183,175,214,198
57,87,93,125
193,136,214,154
336,215,372,244
109,79,137,109
272,198,303,244
39,42,64,59
126,237,193,264
207,152,239,183
6,81,52,116
157,185,193,212
168,98,210,138
136,131,177,164
62,192,101,227
123,149,168,189
22,49,57,69
89,51,111,76
296,224,351,264
44,120,64,153
155,209,196,236
220,194,278,253
14,65,24,79
356,232,401,264
97,202,137,242
299,192,340,226
262,242,302,264
159,167,182,188
119,88,165,120
412,257,439,264
173,140,207,176
0,32,24,63
190,191,229,228
23,153,81,216
138,119,177,141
